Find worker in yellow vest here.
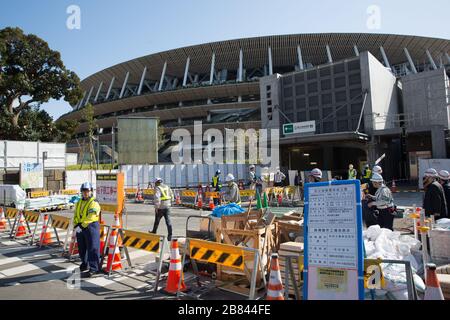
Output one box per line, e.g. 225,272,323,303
362,164,372,185
348,164,358,180
73,182,102,278
211,170,222,205
150,178,173,241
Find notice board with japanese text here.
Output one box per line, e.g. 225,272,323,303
303,179,364,300
96,173,124,215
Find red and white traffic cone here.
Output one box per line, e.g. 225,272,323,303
103,215,122,273
266,253,284,300
277,193,283,206
164,239,187,294
197,195,203,209
175,192,181,206
424,263,444,300
209,196,215,210
99,219,106,255
38,214,52,246
0,207,7,231
391,180,398,193
15,212,27,238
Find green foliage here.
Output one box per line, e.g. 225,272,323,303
0,27,82,127
66,164,117,171
0,105,79,142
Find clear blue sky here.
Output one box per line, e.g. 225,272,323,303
1,0,449,120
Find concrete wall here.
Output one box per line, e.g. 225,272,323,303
0,169,65,191
260,74,282,130
360,51,399,133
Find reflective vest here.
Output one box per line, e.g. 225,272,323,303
212,176,221,188
157,185,171,201
348,169,357,179
74,197,99,226
363,169,372,179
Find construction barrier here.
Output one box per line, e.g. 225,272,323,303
107,228,167,293
29,190,51,198
60,189,79,195
178,238,261,300
23,211,42,245
46,213,73,254
9,209,34,240
3,207,20,231
180,190,197,209
239,189,256,203
142,188,155,202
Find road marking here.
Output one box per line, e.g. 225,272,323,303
0,258,71,277
0,257,21,266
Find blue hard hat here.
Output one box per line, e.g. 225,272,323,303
80,182,93,191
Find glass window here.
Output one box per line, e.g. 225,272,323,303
308,95,319,107
267,100,272,106
284,87,293,97
309,109,320,120
351,103,362,115
266,92,271,99
295,73,304,82
334,76,346,88
308,82,318,94
349,73,361,86
266,85,271,91
335,91,347,103
323,107,333,117
295,84,305,95
350,88,361,99
336,106,348,117
321,93,332,105
319,67,331,77
307,70,317,80
297,111,307,122
321,79,332,90
348,60,360,71
323,121,334,133
283,76,293,86
337,119,349,132
296,98,306,109
284,99,294,111
333,63,345,74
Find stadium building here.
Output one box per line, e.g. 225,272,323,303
58,33,450,181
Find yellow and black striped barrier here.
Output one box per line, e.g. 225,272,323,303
24,211,40,224
5,207,19,219
180,190,198,208
121,229,161,253
188,238,245,270
49,214,71,230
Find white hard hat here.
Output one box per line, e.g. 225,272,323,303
370,172,384,183
80,182,93,191
424,168,438,178
372,165,382,174
438,170,450,180
249,165,255,170
225,173,235,182
153,177,163,183
309,168,322,179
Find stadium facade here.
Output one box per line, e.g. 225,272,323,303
58,33,450,181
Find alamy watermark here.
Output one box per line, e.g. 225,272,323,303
170,121,280,168
366,5,381,30
66,5,81,30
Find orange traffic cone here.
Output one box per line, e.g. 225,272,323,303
15,212,27,238
266,253,284,300
135,188,144,202
104,218,122,273
38,214,52,246
209,196,215,210
391,180,398,193
164,239,187,294
196,195,203,209
424,263,444,300
99,222,106,255
68,230,79,255
277,193,283,206
112,214,123,248
175,192,181,206
0,207,7,231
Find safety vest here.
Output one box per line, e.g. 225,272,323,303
348,169,357,179
158,185,171,201
363,169,372,179
212,176,220,188
74,197,99,226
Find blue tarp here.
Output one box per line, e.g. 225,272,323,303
211,203,245,217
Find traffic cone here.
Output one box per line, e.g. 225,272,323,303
38,214,52,246
262,192,269,208
135,188,144,202
424,263,444,300
15,212,27,238
266,253,284,300
175,192,181,205
391,180,398,193
209,196,215,210
164,239,187,294
112,214,123,248
104,216,122,272
68,230,79,255
256,191,263,209
197,194,203,209
99,220,106,255
0,208,7,231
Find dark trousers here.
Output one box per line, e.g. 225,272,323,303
76,221,100,272
362,200,378,228
152,208,173,241
378,208,395,231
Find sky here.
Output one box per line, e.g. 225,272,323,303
1,0,449,120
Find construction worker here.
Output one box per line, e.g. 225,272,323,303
367,173,396,230
423,168,448,220
438,170,450,218
150,178,174,241
274,167,286,187
73,182,102,278
211,170,222,205
361,164,372,185
223,173,241,205
308,168,322,183
348,164,358,180
249,165,263,198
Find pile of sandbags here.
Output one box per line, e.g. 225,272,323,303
363,225,425,300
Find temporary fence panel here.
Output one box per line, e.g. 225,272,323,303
176,165,182,187
1,141,66,169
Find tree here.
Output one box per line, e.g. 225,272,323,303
55,119,79,143
0,27,82,127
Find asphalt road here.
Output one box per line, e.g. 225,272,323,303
0,191,423,300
